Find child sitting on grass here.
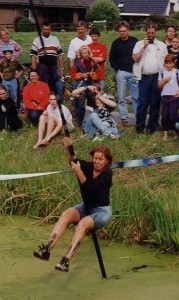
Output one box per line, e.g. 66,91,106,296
158,54,179,140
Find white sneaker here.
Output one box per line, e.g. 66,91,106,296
91,133,105,142
109,133,120,140
109,133,117,139
98,135,105,141
91,136,99,141
80,134,93,139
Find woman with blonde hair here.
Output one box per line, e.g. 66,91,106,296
70,45,99,85
70,45,99,125
0,27,23,63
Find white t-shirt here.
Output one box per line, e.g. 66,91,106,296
141,44,159,74
133,42,159,74
47,104,74,128
133,39,167,80
158,68,179,96
67,35,92,59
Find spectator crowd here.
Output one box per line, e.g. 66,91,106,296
1,20,179,274
0,21,179,142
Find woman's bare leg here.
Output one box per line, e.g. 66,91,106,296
163,130,168,141
65,216,95,261
47,207,81,251
41,117,62,144
33,115,47,149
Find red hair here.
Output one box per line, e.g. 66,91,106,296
90,145,113,167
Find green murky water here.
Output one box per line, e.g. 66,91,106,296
0,216,179,300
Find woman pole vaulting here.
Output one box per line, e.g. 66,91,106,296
30,0,112,277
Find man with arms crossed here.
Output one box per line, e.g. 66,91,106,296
109,21,138,126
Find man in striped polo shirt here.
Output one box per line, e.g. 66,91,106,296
30,21,64,103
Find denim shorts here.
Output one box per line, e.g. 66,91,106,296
75,203,112,229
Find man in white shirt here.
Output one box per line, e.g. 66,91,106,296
67,21,92,68
133,23,167,134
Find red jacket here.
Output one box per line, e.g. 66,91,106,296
22,81,50,110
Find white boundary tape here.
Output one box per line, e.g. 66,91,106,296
0,154,179,181
111,154,179,169
0,170,71,181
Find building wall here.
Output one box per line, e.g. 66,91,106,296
0,8,24,30
166,0,179,15
73,10,79,23
0,6,85,31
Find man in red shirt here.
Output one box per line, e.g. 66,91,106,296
88,28,107,91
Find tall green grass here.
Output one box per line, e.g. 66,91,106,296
1,125,179,252
149,191,179,252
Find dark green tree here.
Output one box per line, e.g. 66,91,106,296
86,0,120,25
14,17,33,32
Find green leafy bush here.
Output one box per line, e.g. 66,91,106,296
86,0,120,28
143,15,178,30
15,17,33,32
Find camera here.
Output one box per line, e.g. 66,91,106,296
92,91,97,97
145,38,154,44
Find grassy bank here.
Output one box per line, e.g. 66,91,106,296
0,30,179,253
1,124,179,252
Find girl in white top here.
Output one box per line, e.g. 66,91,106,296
158,54,179,140
33,92,74,149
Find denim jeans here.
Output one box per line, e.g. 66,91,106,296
73,97,86,126
136,74,161,133
75,203,112,229
116,70,139,120
55,78,64,104
98,80,105,91
37,63,64,103
2,79,17,104
73,80,95,126
84,112,118,137
27,109,43,126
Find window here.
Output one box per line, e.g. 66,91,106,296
118,1,124,8
24,9,34,22
169,2,175,13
